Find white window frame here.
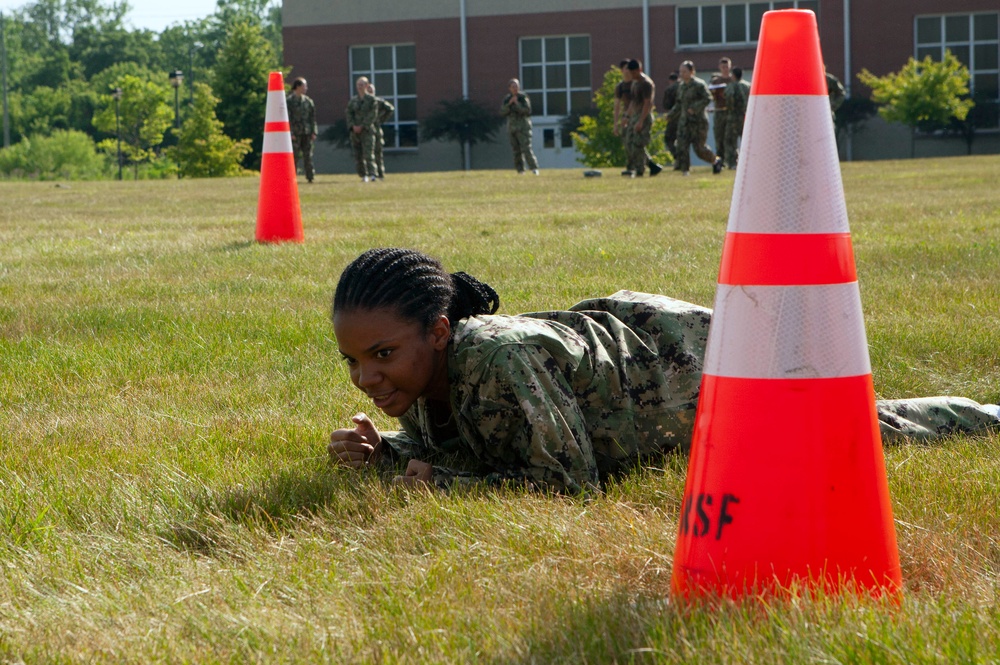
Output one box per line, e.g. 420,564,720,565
676,1,820,48
349,43,418,150
915,12,999,106
518,35,592,119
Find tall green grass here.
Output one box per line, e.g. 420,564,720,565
0,158,998,662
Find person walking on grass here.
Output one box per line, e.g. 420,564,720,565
500,78,539,175
674,60,724,176
327,247,1000,494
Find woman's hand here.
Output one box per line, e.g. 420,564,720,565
328,413,383,469
393,459,433,488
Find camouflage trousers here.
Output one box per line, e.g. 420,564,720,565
374,127,385,178
664,119,678,162
674,118,717,172
291,134,314,181
713,111,729,164
625,120,652,175
723,113,744,169
350,130,377,178
877,397,1000,443
509,128,538,172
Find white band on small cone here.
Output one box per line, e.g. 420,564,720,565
266,90,289,123
728,96,847,235
705,282,872,379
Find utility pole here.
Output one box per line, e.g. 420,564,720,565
1,11,11,149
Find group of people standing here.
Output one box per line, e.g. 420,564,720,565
345,76,396,182
286,61,844,182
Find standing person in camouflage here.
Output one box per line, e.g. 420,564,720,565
661,72,680,164
708,57,734,166
723,67,750,169
674,61,724,176
346,76,378,182
286,78,317,183
624,59,662,177
613,61,634,176
826,68,846,122
499,79,539,175
327,248,1000,494
367,83,395,180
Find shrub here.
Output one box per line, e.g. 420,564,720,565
0,130,110,180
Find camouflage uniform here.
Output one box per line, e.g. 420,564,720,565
826,71,846,122
625,73,655,176
723,78,750,168
500,92,539,173
661,80,680,162
287,92,317,182
372,95,395,179
709,73,733,164
674,76,718,173
379,291,1000,493
346,94,378,178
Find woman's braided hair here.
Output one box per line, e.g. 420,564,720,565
333,248,500,330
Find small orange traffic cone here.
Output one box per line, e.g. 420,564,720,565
255,71,304,243
671,9,901,598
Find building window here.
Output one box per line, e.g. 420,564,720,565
519,36,591,118
677,1,819,47
915,12,999,124
350,44,417,148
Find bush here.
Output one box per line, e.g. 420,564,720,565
0,130,111,180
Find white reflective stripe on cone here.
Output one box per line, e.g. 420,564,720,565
262,132,293,154
704,282,872,379
266,90,289,123
728,96,847,235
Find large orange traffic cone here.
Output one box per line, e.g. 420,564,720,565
255,71,304,243
671,9,901,598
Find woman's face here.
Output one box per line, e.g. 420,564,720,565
334,307,451,418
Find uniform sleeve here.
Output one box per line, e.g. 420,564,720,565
690,83,711,115
456,344,601,494
345,100,358,126
511,94,532,118
877,397,1000,443
308,99,317,135
499,94,512,116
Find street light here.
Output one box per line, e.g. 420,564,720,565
168,70,184,129
169,70,183,179
113,87,123,181
188,42,202,105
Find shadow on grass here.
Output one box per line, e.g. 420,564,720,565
160,463,399,556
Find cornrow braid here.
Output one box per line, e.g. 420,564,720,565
333,248,500,330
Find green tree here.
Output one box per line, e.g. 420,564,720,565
858,50,974,158
212,21,278,169
571,66,669,168
168,82,251,177
420,98,504,169
91,74,173,179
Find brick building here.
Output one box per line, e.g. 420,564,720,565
282,0,1000,174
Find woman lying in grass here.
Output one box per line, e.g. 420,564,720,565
328,247,1000,493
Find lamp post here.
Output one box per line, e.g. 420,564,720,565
188,42,202,105
169,70,184,179
113,87,123,181
169,70,183,129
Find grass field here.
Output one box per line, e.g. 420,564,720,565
1,157,999,663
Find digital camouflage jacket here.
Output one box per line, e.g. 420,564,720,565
381,291,1000,493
